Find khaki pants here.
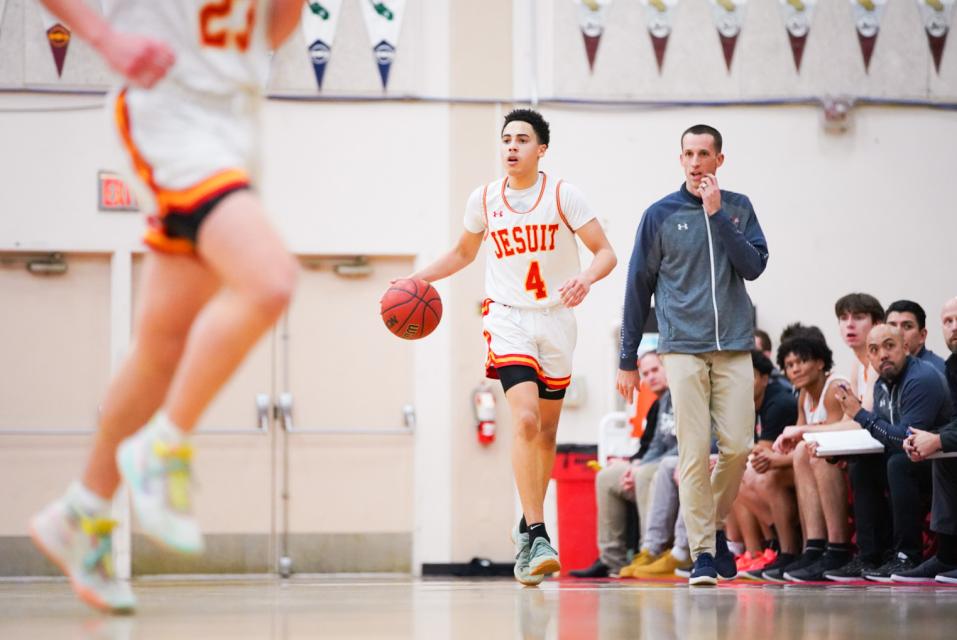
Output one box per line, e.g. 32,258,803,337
595,460,660,570
661,351,754,559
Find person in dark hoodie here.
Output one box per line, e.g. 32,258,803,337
616,124,769,585
832,325,953,582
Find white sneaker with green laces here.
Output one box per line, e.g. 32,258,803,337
117,419,203,555
528,536,561,577
30,496,136,614
511,524,544,586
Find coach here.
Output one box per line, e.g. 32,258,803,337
616,124,769,585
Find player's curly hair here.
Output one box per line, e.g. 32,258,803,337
777,335,834,374
502,109,550,146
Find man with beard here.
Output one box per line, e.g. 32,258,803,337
830,325,952,581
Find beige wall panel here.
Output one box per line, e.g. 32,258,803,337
185,435,274,534
285,435,413,532
0,253,110,427
286,256,414,429
0,0,25,86
261,101,450,256
0,438,89,535
448,0,513,97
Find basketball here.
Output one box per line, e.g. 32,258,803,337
380,278,442,340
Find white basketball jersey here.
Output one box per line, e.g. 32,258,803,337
464,173,596,309
106,0,270,95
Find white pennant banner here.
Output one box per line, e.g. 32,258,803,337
360,0,406,89
301,0,343,89
778,0,817,71
640,0,679,72
574,0,612,70
850,0,887,71
917,0,955,73
710,0,748,71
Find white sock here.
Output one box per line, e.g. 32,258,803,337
728,540,745,556
66,481,109,516
146,411,187,445
671,546,690,563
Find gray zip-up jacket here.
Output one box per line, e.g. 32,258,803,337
619,183,768,370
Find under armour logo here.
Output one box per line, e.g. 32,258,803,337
677,223,689,230
492,210,504,218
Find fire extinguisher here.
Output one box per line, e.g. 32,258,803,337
473,382,496,445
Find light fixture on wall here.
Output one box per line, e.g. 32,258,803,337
820,96,854,135
332,256,373,278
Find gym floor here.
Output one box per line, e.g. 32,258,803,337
2,575,956,639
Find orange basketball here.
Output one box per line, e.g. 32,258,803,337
380,278,442,340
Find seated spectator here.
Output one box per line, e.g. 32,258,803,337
570,351,676,578
835,292,885,411
732,351,800,577
755,328,793,393
885,299,946,375
904,414,957,584
896,298,957,584
942,297,957,408
619,454,690,578
827,325,953,581
769,333,854,582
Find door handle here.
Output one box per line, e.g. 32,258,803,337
278,392,294,432
256,393,272,433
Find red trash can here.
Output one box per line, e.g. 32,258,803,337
551,444,598,576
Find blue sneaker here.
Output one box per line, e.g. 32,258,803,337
689,552,718,586
714,530,738,580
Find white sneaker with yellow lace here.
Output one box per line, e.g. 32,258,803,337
117,415,204,555
30,486,136,613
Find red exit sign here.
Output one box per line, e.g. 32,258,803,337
98,171,139,212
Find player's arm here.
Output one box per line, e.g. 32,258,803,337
558,219,616,308
266,0,303,50
38,0,175,87
409,230,484,284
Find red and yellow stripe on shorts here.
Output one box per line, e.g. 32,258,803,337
481,328,572,391
113,89,250,254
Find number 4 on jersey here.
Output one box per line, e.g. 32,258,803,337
525,261,547,300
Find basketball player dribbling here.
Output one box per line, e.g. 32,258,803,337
30,0,302,613
406,109,617,585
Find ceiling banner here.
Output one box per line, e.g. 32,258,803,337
640,0,679,73
360,0,406,89
574,0,612,72
301,0,343,89
710,0,748,72
851,0,887,72
779,0,817,72
917,0,955,74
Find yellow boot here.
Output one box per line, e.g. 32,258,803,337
630,551,693,580
618,549,663,578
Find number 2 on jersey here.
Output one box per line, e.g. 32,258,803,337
200,0,256,51
525,261,547,300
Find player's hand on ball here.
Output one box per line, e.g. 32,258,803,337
558,274,591,307
98,31,175,88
